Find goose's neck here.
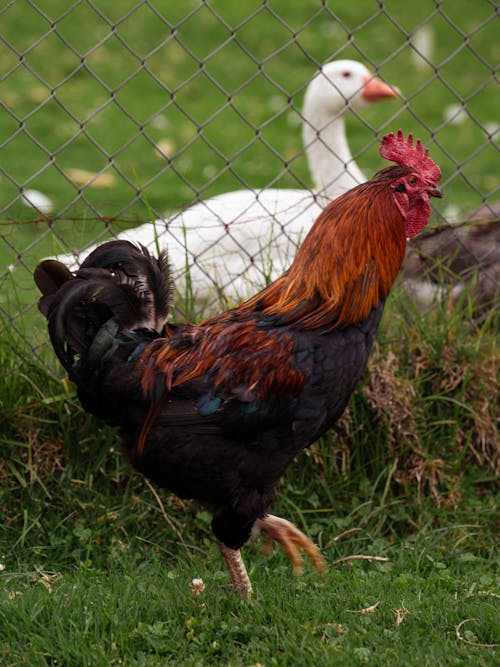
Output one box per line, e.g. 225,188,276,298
302,110,365,201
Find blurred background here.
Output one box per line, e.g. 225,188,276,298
0,0,498,358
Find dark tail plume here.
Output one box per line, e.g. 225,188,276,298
34,241,172,375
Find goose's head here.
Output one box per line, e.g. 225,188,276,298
302,60,398,198
303,60,397,119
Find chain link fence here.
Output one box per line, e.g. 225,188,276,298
1,0,498,363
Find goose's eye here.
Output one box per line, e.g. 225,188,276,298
341,71,352,78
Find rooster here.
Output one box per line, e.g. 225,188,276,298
35,131,442,598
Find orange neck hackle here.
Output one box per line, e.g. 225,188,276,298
241,169,408,330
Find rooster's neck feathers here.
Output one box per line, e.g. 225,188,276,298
240,170,407,330
139,167,409,414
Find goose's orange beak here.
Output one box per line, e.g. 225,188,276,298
362,75,398,102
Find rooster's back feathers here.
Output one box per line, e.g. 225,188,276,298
35,241,172,374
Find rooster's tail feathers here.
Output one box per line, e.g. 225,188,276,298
79,240,172,332
35,240,172,373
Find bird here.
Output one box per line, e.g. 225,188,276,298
53,60,397,306
35,130,442,598
402,203,500,317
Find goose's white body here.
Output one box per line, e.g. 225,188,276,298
113,188,325,305
56,60,396,306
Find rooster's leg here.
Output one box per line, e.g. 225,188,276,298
255,514,327,575
218,542,253,599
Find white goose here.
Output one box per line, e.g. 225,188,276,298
57,60,397,306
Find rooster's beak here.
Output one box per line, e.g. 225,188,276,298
427,187,444,199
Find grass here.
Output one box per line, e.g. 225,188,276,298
1,543,498,666
1,427,498,667
1,293,498,665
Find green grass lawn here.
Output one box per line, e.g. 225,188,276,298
1,535,498,666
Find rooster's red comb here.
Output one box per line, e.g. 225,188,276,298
380,129,441,183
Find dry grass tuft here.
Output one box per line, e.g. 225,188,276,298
363,346,449,502
398,450,447,504
329,331,500,503
460,353,499,475
364,348,419,454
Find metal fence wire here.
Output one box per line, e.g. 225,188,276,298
0,0,498,361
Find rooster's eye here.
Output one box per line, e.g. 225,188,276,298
407,176,418,186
